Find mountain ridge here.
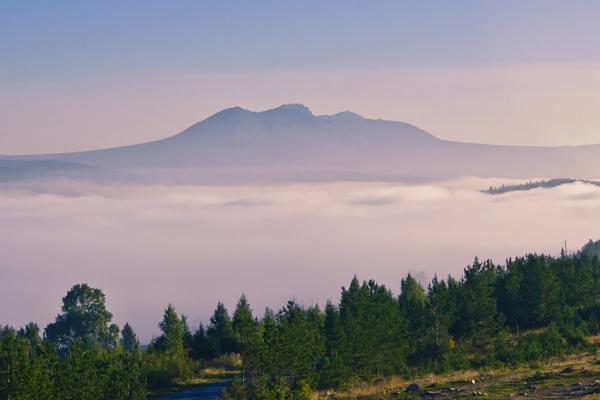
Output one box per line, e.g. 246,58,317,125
2,104,600,182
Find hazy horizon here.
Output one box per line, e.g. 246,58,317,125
2,177,599,341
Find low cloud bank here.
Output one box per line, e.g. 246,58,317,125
1,178,599,341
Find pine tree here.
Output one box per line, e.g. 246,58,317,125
399,273,426,361
181,315,193,350
320,301,348,388
54,340,104,400
339,277,408,379
104,347,147,400
190,324,209,360
121,323,140,353
424,275,453,366
271,301,323,386
454,259,499,344
155,304,185,357
232,295,262,382
207,302,235,357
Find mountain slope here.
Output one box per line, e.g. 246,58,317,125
4,104,600,182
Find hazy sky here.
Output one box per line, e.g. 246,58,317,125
1,0,600,153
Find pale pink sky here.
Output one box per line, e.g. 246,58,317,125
3,2,600,154
2,63,600,155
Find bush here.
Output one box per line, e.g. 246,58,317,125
222,377,312,400
206,353,242,371
143,352,193,389
540,323,566,358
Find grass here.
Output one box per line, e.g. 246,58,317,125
314,335,600,400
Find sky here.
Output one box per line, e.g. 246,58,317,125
1,0,600,154
2,3,600,338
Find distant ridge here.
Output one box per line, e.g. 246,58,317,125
483,178,600,195
2,104,600,183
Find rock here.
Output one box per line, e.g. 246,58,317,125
405,383,420,393
443,387,460,393
471,379,476,385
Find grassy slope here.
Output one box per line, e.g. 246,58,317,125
315,336,600,399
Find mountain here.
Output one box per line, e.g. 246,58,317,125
3,104,600,182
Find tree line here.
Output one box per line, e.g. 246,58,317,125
225,247,600,400
483,178,600,195
2,242,600,399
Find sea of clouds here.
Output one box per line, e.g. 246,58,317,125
1,178,599,341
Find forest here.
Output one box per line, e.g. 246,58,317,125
483,178,600,194
2,241,600,399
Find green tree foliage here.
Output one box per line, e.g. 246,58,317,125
268,301,323,386
6,242,600,399
189,323,209,360
232,295,262,381
231,245,600,399
497,255,563,329
0,326,54,399
339,277,408,380
121,323,140,353
452,259,499,343
399,274,427,362
146,304,192,387
153,304,185,357
181,315,193,350
0,284,146,400
579,239,600,259
423,275,453,369
319,301,347,388
45,284,114,350
54,340,105,399
207,302,236,357
104,347,147,400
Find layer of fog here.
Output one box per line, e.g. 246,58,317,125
1,178,599,342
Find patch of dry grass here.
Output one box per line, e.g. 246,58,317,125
313,349,600,400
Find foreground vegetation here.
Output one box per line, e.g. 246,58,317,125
312,345,600,399
224,242,600,400
2,241,600,399
0,285,245,399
